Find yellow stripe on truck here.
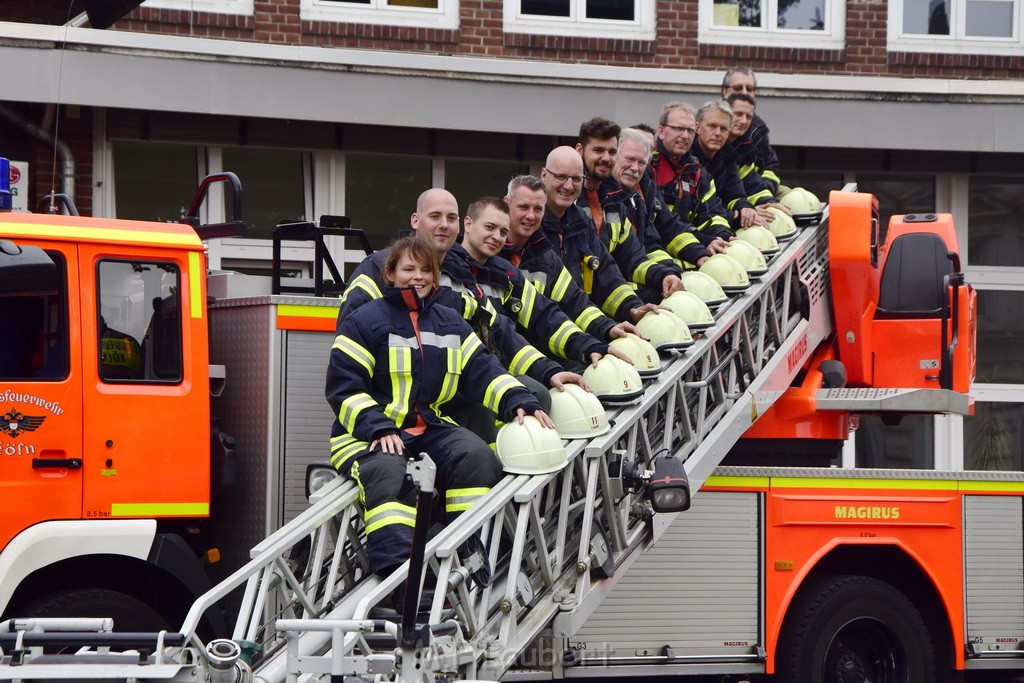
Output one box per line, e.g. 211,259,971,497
5,222,203,248
111,502,210,517
189,251,204,319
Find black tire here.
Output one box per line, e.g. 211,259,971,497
775,575,936,682
21,588,169,632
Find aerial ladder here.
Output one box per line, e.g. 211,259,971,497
0,187,973,682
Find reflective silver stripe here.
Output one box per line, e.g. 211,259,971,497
387,332,461,349
478,282,506,300
522,269,549,287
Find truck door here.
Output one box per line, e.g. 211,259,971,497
0,243,83,551
79,248,210,521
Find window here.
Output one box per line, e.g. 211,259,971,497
140,0,254,15
0,251,67,381
221,147,306,240
967,176,1024,268
855,174,935,244
504,0,655,40
300,0,459,29
964,402,1024,470
113,141,198,224
699,0,845,48
345,153,432,251
889,0,1023,53
854,415,936,469
444,159,530,211
97,260,182,383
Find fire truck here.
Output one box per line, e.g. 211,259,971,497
0,174,1012,683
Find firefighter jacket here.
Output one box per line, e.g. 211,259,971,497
500,234,618,342
650,140,734,244
326,285,542,472
540,204,646,323
731,124,780,207
577,179,680,295
737,113,781,195
337,249,563,387
447,242,609,363
691,141,765,229
622,171,711,268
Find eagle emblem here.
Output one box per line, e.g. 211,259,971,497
1,409,46,439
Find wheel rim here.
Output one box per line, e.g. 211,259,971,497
821,616,906,683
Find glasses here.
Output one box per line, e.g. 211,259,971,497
729,84,756,93
663,124,696,136
543,168,584,185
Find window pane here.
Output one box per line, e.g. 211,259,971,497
855,174,935,245
345,153,432,251
388,0,439,6
903,0,951,34
113,141,198,223
587,0,633,20
713,0,762,27
778,0,825,30
444,160,530,213
854,415,935,469
98,260,182,383
965,402,1024,471
968,176,1024,267
221,147,305,240
521,0,570,16
966,0,1014,36
975,289,1024,384
0,251,67,380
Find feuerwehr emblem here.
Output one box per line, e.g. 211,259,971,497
1,409,46,438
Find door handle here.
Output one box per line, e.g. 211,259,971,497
32,458,82,469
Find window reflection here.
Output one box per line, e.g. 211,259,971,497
976,290,1024,385
965,402,1024,471
968,176,1024,268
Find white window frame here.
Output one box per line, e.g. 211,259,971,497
503,0,656,41
888,0,1023,54
300,0,459,29
140,0,254,16
697,0,846,50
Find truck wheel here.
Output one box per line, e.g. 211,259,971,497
775,575,935,682
21,588,169,632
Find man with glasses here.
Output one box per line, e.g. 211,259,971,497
649,101,734,255
574,116,683,302
726,92,791,219
721,66,782,196
539,147,661,323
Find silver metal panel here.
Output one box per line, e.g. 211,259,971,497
570,491,760,659
815,387,972,415
964,495,1024,650
282,330,338,523
714,465,1024,482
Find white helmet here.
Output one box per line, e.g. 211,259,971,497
735,224,779,253
547,384,610,439
699,253,750,291
583,355,644,405
661,290,715,331
678,271,728,306
766,206,798,239
779,187,822,214
635,310,694,351
609,333,662,377
495,416,568,475
723,239,768,275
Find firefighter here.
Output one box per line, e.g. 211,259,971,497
726,91,792,221
326,235,555,578
721,66,782,196
98,315,142,380
574,116,684,303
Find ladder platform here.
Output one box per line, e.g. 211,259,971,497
815,387,972,415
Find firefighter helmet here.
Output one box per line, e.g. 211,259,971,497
609,333,662,378
583,355,644,405
547,384,610,439
678,271,728,306
698,253,750,291
780,187,822,214
766,206,798,239
495,416,569,475
635,310,694,351
661,290,715,331
723,239,769,275
735,224,779,253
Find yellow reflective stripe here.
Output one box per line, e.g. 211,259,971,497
762,169,781,184
334,335,375,376
330,434,368,470
509,345,544,376
277,304,338,321
737,163,755,179
602,283,635,317
705,475,769,489
703,180,718,203
461,333,483,364
384,347,412,426
575,305,604,333
350,273,383,300
748,188,774,204
430,348,461,416
6,221,203,248
633,259,655,284
484,374,523,412
551,268,573,302
364,501,417,534
667,230,698,256
771,477,958,491
339,392,377,433
111,502,209,517
959,481,1024,493
648,248,675,263
188,251,203,320
548,319,577,358
446,486,491,512
518,280,540,328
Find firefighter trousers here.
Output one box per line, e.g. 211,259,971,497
348,425,503,574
